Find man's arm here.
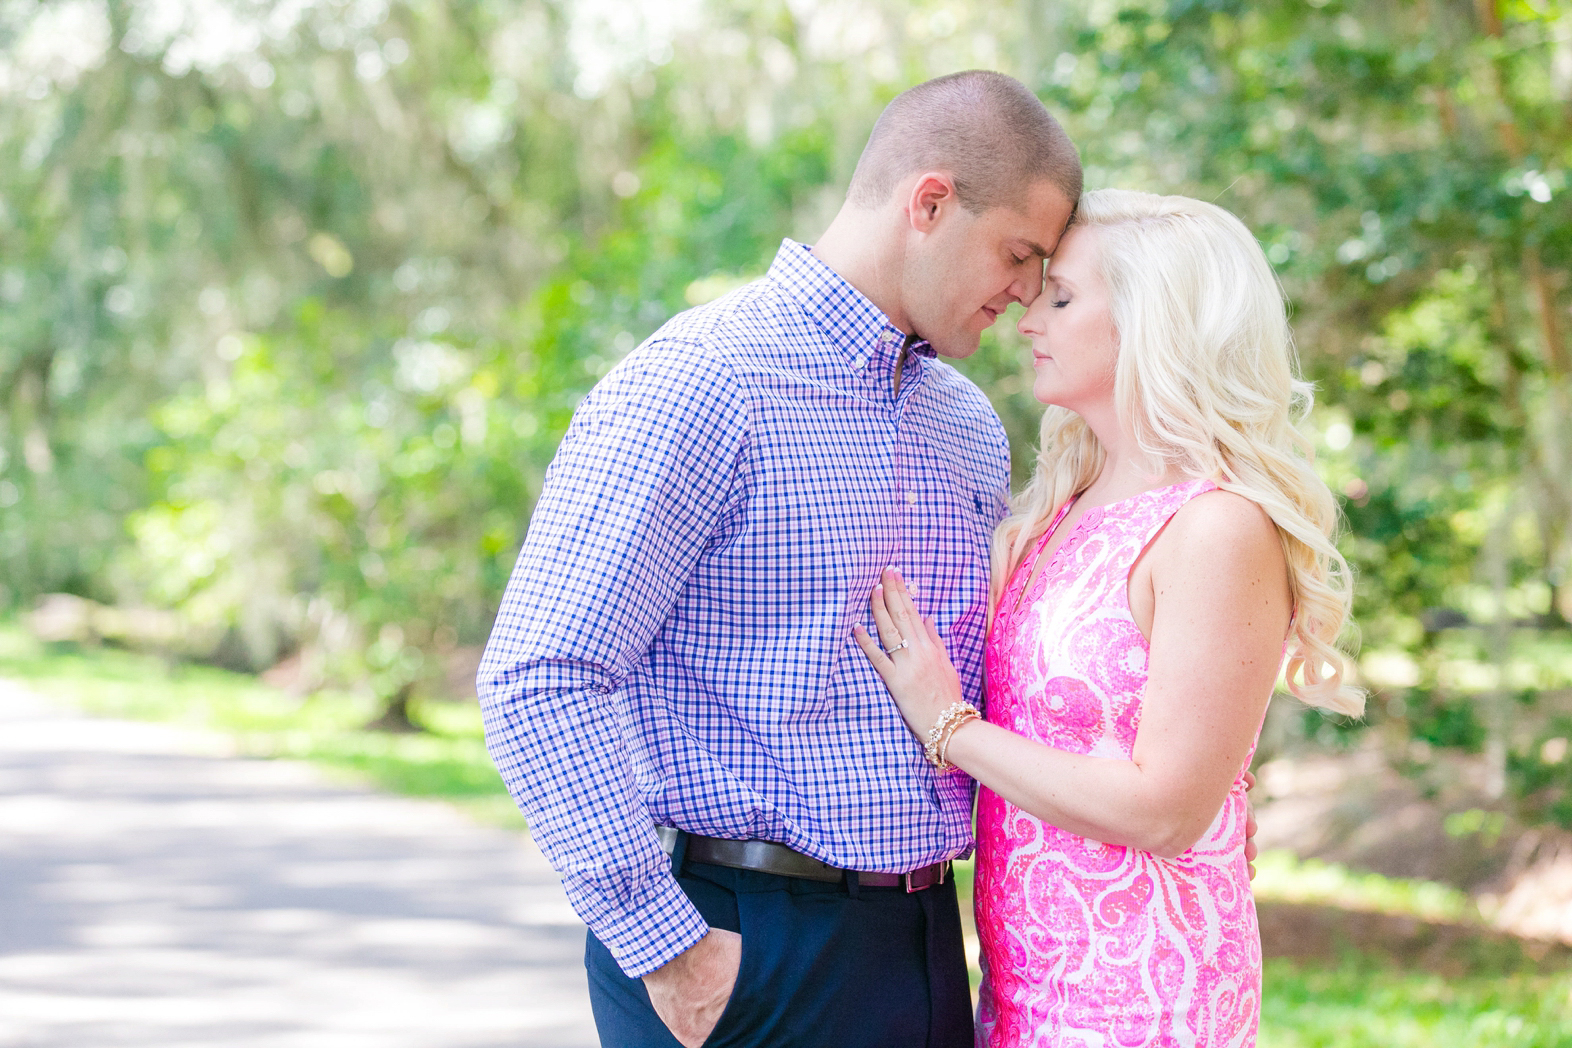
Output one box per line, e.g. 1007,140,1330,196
478,341,749,978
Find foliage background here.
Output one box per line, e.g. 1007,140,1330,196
3,0,1572,812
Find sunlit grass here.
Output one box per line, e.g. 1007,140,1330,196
0,621,520,828
1260,960,1572,1047
1251,848,1478,923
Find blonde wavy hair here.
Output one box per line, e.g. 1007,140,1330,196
993,188,1364,716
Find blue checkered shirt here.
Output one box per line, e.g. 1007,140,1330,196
478,240,1011,977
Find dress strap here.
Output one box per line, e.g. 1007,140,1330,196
1125,478,1220,558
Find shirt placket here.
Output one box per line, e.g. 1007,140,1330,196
883,332,927,614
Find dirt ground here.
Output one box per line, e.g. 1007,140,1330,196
1253,738,1572,949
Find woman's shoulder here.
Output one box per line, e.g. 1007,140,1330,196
1158,486,1283,570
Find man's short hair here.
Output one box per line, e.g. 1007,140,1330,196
846,70,1082,214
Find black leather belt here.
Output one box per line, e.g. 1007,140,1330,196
656,826,949,892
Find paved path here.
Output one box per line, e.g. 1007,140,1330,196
0,681,597,1047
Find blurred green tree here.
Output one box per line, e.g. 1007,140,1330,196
4,0,1571,766
1031,0,1570,802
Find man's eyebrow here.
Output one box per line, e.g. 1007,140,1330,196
1019,240,1051,258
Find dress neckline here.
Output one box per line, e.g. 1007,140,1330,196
1003,479,1209,623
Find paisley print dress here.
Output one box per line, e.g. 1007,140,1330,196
975,479,1261,1048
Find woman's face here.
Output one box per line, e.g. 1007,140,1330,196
1017,225,1120,413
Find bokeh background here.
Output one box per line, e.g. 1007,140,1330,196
4,0,1572,1043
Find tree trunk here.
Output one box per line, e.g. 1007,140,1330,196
365,681,422,733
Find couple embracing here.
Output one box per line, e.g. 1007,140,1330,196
479,71,1363,1048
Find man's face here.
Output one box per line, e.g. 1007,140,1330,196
902,180,1076,359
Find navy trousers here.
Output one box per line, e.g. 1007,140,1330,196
584,842,973,1048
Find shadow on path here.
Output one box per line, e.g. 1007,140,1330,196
0,681,596,1048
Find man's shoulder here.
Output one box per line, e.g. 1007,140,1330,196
644,276,802,356
604,282,776,377
585,279,805,426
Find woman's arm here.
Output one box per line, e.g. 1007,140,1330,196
855,490,1289,858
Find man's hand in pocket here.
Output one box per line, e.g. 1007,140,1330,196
642,928,743,1048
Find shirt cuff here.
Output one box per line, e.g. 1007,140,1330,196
582,867,711,978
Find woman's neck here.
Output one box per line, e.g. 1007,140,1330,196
1077,416,1187,509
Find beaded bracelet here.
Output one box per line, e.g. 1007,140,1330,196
938,708,980,767
924,701,981,772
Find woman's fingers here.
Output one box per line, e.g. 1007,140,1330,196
870,569,934,658
869,585,905,651
886,568,930,650
923,615,947,655
851,625,893,679
882,568,920,642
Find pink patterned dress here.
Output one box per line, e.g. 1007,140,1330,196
975,479,1261,1048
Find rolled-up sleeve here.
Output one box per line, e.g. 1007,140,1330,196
477,340,749,977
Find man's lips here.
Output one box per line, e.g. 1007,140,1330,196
981,306,1000,324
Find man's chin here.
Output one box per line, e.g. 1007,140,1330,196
926,332,983,360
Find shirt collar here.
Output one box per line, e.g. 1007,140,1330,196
767,239,935,372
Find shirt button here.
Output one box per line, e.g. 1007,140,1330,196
904,489,919,505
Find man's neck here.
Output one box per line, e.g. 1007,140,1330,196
810,204,911,335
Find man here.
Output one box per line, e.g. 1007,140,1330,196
481,71,1075,1047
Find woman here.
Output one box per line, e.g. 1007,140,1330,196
854,189,1364,1047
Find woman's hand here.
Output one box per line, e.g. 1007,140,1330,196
852,567,965,739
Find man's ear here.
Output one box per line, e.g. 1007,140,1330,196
905,172,958,234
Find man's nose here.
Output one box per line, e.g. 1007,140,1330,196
1014,268,1045,307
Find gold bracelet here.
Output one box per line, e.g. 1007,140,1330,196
923,703,964,763
938,709,980,767
924,701,980,771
